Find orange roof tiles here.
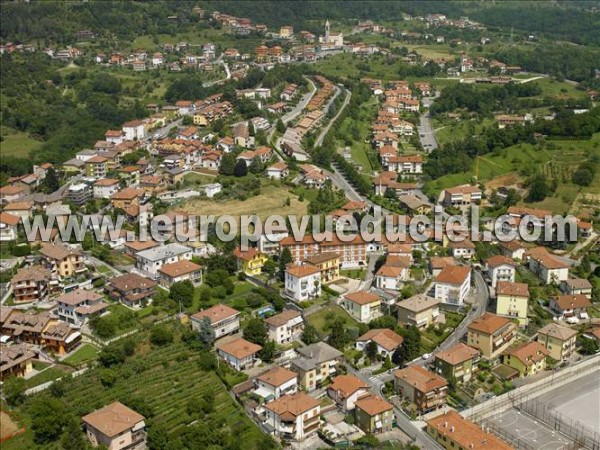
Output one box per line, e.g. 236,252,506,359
344,290,380,305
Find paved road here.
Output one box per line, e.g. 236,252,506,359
315,85,351,148
417,95,439,153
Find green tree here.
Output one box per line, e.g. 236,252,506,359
328,318,350,350
276,118,286,133
243,318,268,346
28,394,69,444
259,340,277,362
301,323,321,344
526,174,548,202
151,325,174,346
234,159,248,177
197,316,216,348
219,153,236,176
365,340,378,362
279,247,292,279
249,156,264,174
169,280,194,308
60,416,89,449
181,115,193,126
41,167,60,193
3,376,26,406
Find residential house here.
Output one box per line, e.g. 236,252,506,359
124,239,159,257
499,240,526,260
217,337,262,371
537,323,577,361
3,201,34,221
0,343,34,381
110,187,145,210
448,239,475,259
0,212,20,242
442,185,482,208
85,155,108,178
66,183,93,206
550,294,592,319
355,328,403,357
157,260,202,287
135,243,193,277
266,162,289,180
426,410,514,450
255,365,298,400
39,243,86,278
434,265,471,306
561,278,593,299
284,264,321,302
56,289,108,326
396,294,441,329
394,366,448,414
106,273,157,308
467,313,517,359
501,341,549,378
341,290,382,323
528,253,569,285
0,185,26,204
265,310,304,345
232,247,267,276
354,395,394,434
303,252,340,283
12,265,59,304
486,255,516,288
428,257,456,278
191,304,240,339
495,281,529,325
122,120,146,141
93,178,120,199
291,342,343,391
82,402,146,450
434,343,480,383
263,392,320,442
398,195,432,215
327,375,370,412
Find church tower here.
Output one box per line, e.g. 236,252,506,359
325,19,330,43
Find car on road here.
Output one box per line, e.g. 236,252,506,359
422,353,432,360
420,133,425,137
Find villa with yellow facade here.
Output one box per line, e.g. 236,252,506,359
495,281,529,326
233,247,268,276
501,341,549,378
303,252,340,283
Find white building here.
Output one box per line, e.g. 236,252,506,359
486,255,516,289
157,260,202,287
327,375,370,412
56,289,108,326
263,392,320,441
284,264,321,302
375,264,409,291
203,183,222,198
122,120,146,141
93,178,120,199
190,303,240,339
434,266,471,306
255,365,298,400
265,310,304,345
528,254,569,285
341,290,382,323
355,328,403,357
135,243,193,277
258,232,289,255
217,337,262,371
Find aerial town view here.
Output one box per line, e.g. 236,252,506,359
0,1,599,449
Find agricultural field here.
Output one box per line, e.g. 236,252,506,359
181,184,309,219
2,339,271,450
0,126,43,158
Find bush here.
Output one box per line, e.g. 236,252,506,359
151,325,174,346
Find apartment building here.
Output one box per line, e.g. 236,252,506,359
106,273,157,308
263,392,320,442
290,342,342,391
284,264,322,302
486,255,516,288
434,266,471,306
396,294,440,329
191,304,240,339
135,243,193,277
394,366,448,414
537,323,578,361
467,313,517,359
265,310,304,345
434,342,480,383
12,265,60,303
495,281,529,326
39,243,87,278
327,375,370,412
442,185,482,208
502,341,549,378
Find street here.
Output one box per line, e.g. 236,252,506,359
417,96,439,153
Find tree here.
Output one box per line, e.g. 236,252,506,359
181,115,193,126
41,167,60,193
392,346,406,367
60,416,89,449
3,376,26,406
328,318,349,350
279,247,292,279
572,166,594,186
197,316,216,348
400,325,422,361
578,336,599,355
28,394,69,444
259,340,277,362
169,280,194,308
249,156,264,174
234,159,248,177
151,325,174,346
276,118,286,133
301,323,321,344
365,340,379,362
219,153,236,176
526,174,548,202
243,318,268,346
384,188,396,199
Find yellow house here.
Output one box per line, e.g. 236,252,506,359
495,281,529,326
537,323,577,361
233,247,268,276
501,341,548,378
303,252,340,283
39,243,87,278
341,290,382,323
467,313,517,360
193,113,209,127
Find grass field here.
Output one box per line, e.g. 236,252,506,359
63,344,99,365
531,77,589,101
0,126,43,158
3,339,269,450
307,304,358,335
24,365,74,389
182,184,308,219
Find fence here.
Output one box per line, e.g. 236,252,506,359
473,416,580,450
513,395,600,450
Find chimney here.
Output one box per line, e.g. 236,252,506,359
450,426,455,432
